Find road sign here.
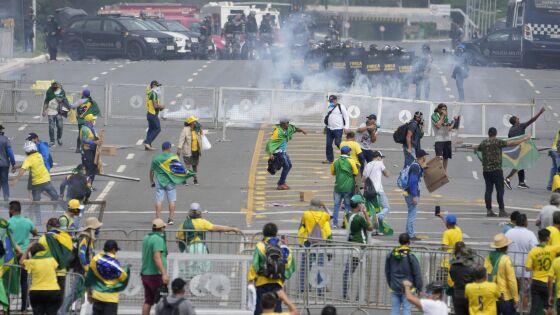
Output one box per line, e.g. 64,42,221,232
309,266,329,288
348,105,360,119
429,4,451,16
130,95,142,108
182,98,195,110
399,110,412,123
16,100,28,113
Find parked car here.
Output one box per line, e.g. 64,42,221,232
140,19,190,59
463,27,523,66
61,15,176,61
149,18,217,59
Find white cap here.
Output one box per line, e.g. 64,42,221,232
190,202,201,211
23,141,37,153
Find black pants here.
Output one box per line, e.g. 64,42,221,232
530,280,549,315
497,299,518,315
82,149,97,184
76,123,83,151
483,170,505,211
507,169,525,184
29,290,62,315
47,43,58,61
452,293,468,315
57,275,66,298
93,300,118,315
254,283,282,315
21,264,29,311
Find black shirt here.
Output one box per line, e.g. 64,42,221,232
508,122,530,138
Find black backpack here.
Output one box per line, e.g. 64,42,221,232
258,241,286,280
393,122,411,144
159,297,185,315
324,104,345,126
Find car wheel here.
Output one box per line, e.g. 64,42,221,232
522,52,536,68
68,42,85,61
126,42,144,61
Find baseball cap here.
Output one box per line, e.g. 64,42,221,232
328,95,337,101
103,240,120,252
26,132,39,141
68,199,84,210
372,151,385,158
82,89,91,98
445,214,457,225
152,218,166,229
171,278,187,292
351,195,365,204
340,146,351,154
366,114,377,120
310,198,323,208
150,80,161,87
279,118,290,124
415,149,429,159
190,202,201,211
162,141,172,150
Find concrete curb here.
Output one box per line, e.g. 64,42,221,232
0,54,49,75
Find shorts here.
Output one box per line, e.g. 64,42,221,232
154,182,176,204
183,151,200,166
530,280,550,310
435,141,452,159
141,274,163,306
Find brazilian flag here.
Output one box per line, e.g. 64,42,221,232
44,229,73,269
365,198,394,236
476,136,540,170
0,219,18,308
85,253,129,294
152,152,196,186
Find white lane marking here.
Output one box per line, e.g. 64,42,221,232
33,116,40,119
472,171,479,180
18,124,27,131
449,94,455,99
525,79,535,88
116,165,126,173
101,71,108,75
110,68,116,71
87,181,115,213
440,75,448,86
535,90,541,94
118,65,124,68
202,65,207,68
82,84,88,88
548,106,553,110
438,71,443,75
176,93,182,98
126,153,135,160
445,87,451,92
466,156,473,162
91,77,98,81
557,120,560,124
193,72,198,76
136,139,143,145
515,69,520,73
206,61,211,64
520,73,525,77
554,113,558,117
197,68,203,72
187,78,193,82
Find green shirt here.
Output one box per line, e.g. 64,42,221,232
477,138,508,172
346,212,370,244
141,232,167,276
8,215,35,251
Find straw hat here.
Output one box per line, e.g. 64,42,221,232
490,233,512,249
83,217,103,230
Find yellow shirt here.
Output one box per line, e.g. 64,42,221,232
191,130,199,152
442,226,463,253
340,140,362,166
525,244,560,282
38,235,68,276
548,226,560,246
297,210,332,245
548,256,560,298
21,152,51,185
465,281,500,315
23,254,60,291
553,174,560,193
484,254,519,302
146,89,160,115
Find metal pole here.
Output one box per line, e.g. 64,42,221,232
32,0,36,52
344,0,349,39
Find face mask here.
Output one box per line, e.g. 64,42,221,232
94,229,100,237
153,87,162,95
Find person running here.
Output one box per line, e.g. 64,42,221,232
323,95,349,164
144,80,164,151
265,118,307,191
59,164,91,202
404,149,428,241
80,114,101,186
403,280,448,315
71,89,101,153
504,108,545,189
0,125,15,201
431,103,458,171
331,146,359,228
465,266,500,315
484,233,519,314
356,114,378,167
141,218,169,315
362,151,390,232
177,116,202,186
475,127,530,217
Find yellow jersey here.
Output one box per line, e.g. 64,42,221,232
22,152,51,185
191,130,199,152
484,254,519,302
340,140,362,166
525,244,560,282
465,281,500,315
23,253,60,291
548,226,560,246
548,256,560,298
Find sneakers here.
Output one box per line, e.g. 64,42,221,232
410,236,423,242
322,160,332,164
49,142,55,147
167,219,174,225
499,210,510,217
277,184,290,190
487,210,497,217
518,183,530,189
57,139,63,146
144,144,155,151
504,178,512,190
193,179,199,186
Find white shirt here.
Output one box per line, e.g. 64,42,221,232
357,122,376,150
538,205,559,228
363,160,385,193
46,98,59,116
327,103,350,130
420,299,449,315
505,226,538,278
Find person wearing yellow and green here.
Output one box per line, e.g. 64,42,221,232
484,233,519,314
71,89,101,153
465,266,500,315
178,115,202,185
141,218,169,315
80,114,102,186
330,146,359,228
249,222,295,315
144,80,165,151
339,131,364,170
548,243,560,315
549,128,560,190
59,199,84,233
265,118,307,191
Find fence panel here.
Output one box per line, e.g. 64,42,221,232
484,102,535,138
160,86,217,123
218,87,273,124
336,93,378,128
378,98,433,133
270,89,327,126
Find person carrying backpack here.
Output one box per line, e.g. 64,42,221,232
297,198,332,294
248,223,295,315
399,149,428,241
155,278,196,315
323,95,349,164
484,233,518,315
393,112,424,167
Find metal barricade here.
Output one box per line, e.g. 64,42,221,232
218,87,273,124
117,251,252,311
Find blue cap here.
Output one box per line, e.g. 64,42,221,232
162,141,172,150
445,214,457,225
341,146,351,154
82,89,90,98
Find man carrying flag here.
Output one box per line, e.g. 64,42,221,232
85,240,129,315
150,141,195,225
0,218,20,310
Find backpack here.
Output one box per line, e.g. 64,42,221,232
393,122,411,144
324,104,345,126
159,297,185,315
363,166,377,202
258,240,286,280
397,162,418,190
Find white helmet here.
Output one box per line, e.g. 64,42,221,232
23,141,37,153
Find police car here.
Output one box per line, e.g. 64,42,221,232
61,15,176,61
463,27,524,66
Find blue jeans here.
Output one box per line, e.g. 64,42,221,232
326,128,343,162
404,194,418,238
31,182,60,228
0,166,9,201
333,191,352,227
549,151,560,188
278,152,292,186
48,114,63,143
144,113,161,146
390,292,411,315
377,191,391,221
403,147,416,167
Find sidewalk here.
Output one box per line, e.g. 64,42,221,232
0,54,49,75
